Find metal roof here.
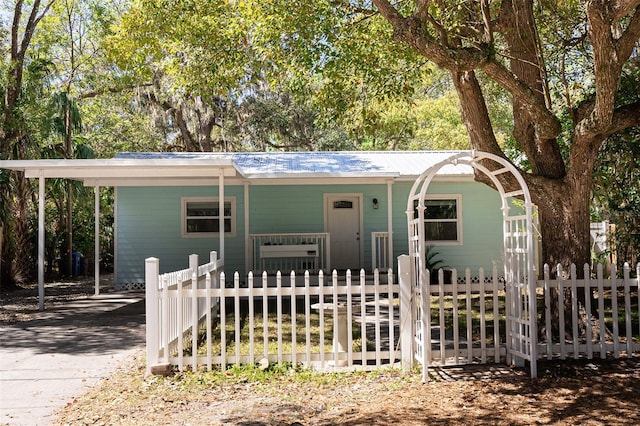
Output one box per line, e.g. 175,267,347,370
115,151,474,179
0,151,474,186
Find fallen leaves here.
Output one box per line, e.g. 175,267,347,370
53,354,640,425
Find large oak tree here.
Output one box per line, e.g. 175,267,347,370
370,0,640,269
110,0,639,269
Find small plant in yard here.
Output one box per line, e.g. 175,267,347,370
425,245,447,272
426,245,453,284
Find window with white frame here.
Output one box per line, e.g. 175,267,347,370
182,197,236,237
415,195,462,245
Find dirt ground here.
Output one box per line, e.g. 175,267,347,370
3,278,640,425
50,354,640,426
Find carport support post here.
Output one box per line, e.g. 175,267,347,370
94,185,100,295
387,180,394,271
38,174,45,311
145,257,160,376
398,255,413,369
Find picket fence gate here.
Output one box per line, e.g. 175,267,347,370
145,252,224,375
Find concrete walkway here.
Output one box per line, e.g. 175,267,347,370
0,293,145,425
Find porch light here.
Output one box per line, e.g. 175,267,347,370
372,198,379,209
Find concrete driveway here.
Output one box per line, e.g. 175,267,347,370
0,292,145,425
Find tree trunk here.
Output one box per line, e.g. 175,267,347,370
10,171,35,283
65,92,74,277
532,169,597,340
66,182,73,277
534,178,592,271
0,223,3,289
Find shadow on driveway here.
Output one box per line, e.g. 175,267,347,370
1,293,145,355
0,292,146,425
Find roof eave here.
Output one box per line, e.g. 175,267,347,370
0,158,241,180
242,172,400,179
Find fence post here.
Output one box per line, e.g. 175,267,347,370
189,253,199,273
210,251,218,264
145,257,160,376
398,255,414,369
189,254,199,372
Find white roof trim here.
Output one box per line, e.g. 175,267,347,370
241,172,399,179
0,158,239,182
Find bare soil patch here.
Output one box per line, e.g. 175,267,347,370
53,354,640,425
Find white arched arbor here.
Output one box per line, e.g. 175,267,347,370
407,151,538,378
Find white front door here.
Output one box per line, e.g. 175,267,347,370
325,194,362,270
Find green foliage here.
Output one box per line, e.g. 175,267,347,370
230,92,317,151
50,92,83,139
80,91,169,157
0,169,8,224
411,91,470,150
592,129,640,267
9,0,637,282
105,0,441,152
425,245,447,272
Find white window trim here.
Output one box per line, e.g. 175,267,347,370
424,194,463,246
181,196,236,238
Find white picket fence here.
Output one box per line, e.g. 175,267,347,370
416,267,507,368
146,261,401,373
145,251,223,375
146,254,639,376
540,262,640,360
414,262,640,372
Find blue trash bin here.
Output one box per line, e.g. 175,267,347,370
72,252,81,276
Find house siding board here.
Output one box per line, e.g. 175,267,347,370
249,185,325,234
386,181,504,274
116,179,506,284
116,186,246,283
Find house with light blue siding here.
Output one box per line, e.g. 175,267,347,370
0,150,512,291
112,151,507,286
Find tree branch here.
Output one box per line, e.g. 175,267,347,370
11,0,24,60
615,6,640,62
450,70,503,157
373,0,489,70
605,100,640,137
481,60,561,139
20,0,54,58
612,0,640,20
146,92,197,151
586,1,623,130
481,0,494,45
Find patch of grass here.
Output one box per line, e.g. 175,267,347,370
429,294,507,344
167,361,403,392
181,303,366,358
600,288,640,340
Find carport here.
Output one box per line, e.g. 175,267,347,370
0,157,239,310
